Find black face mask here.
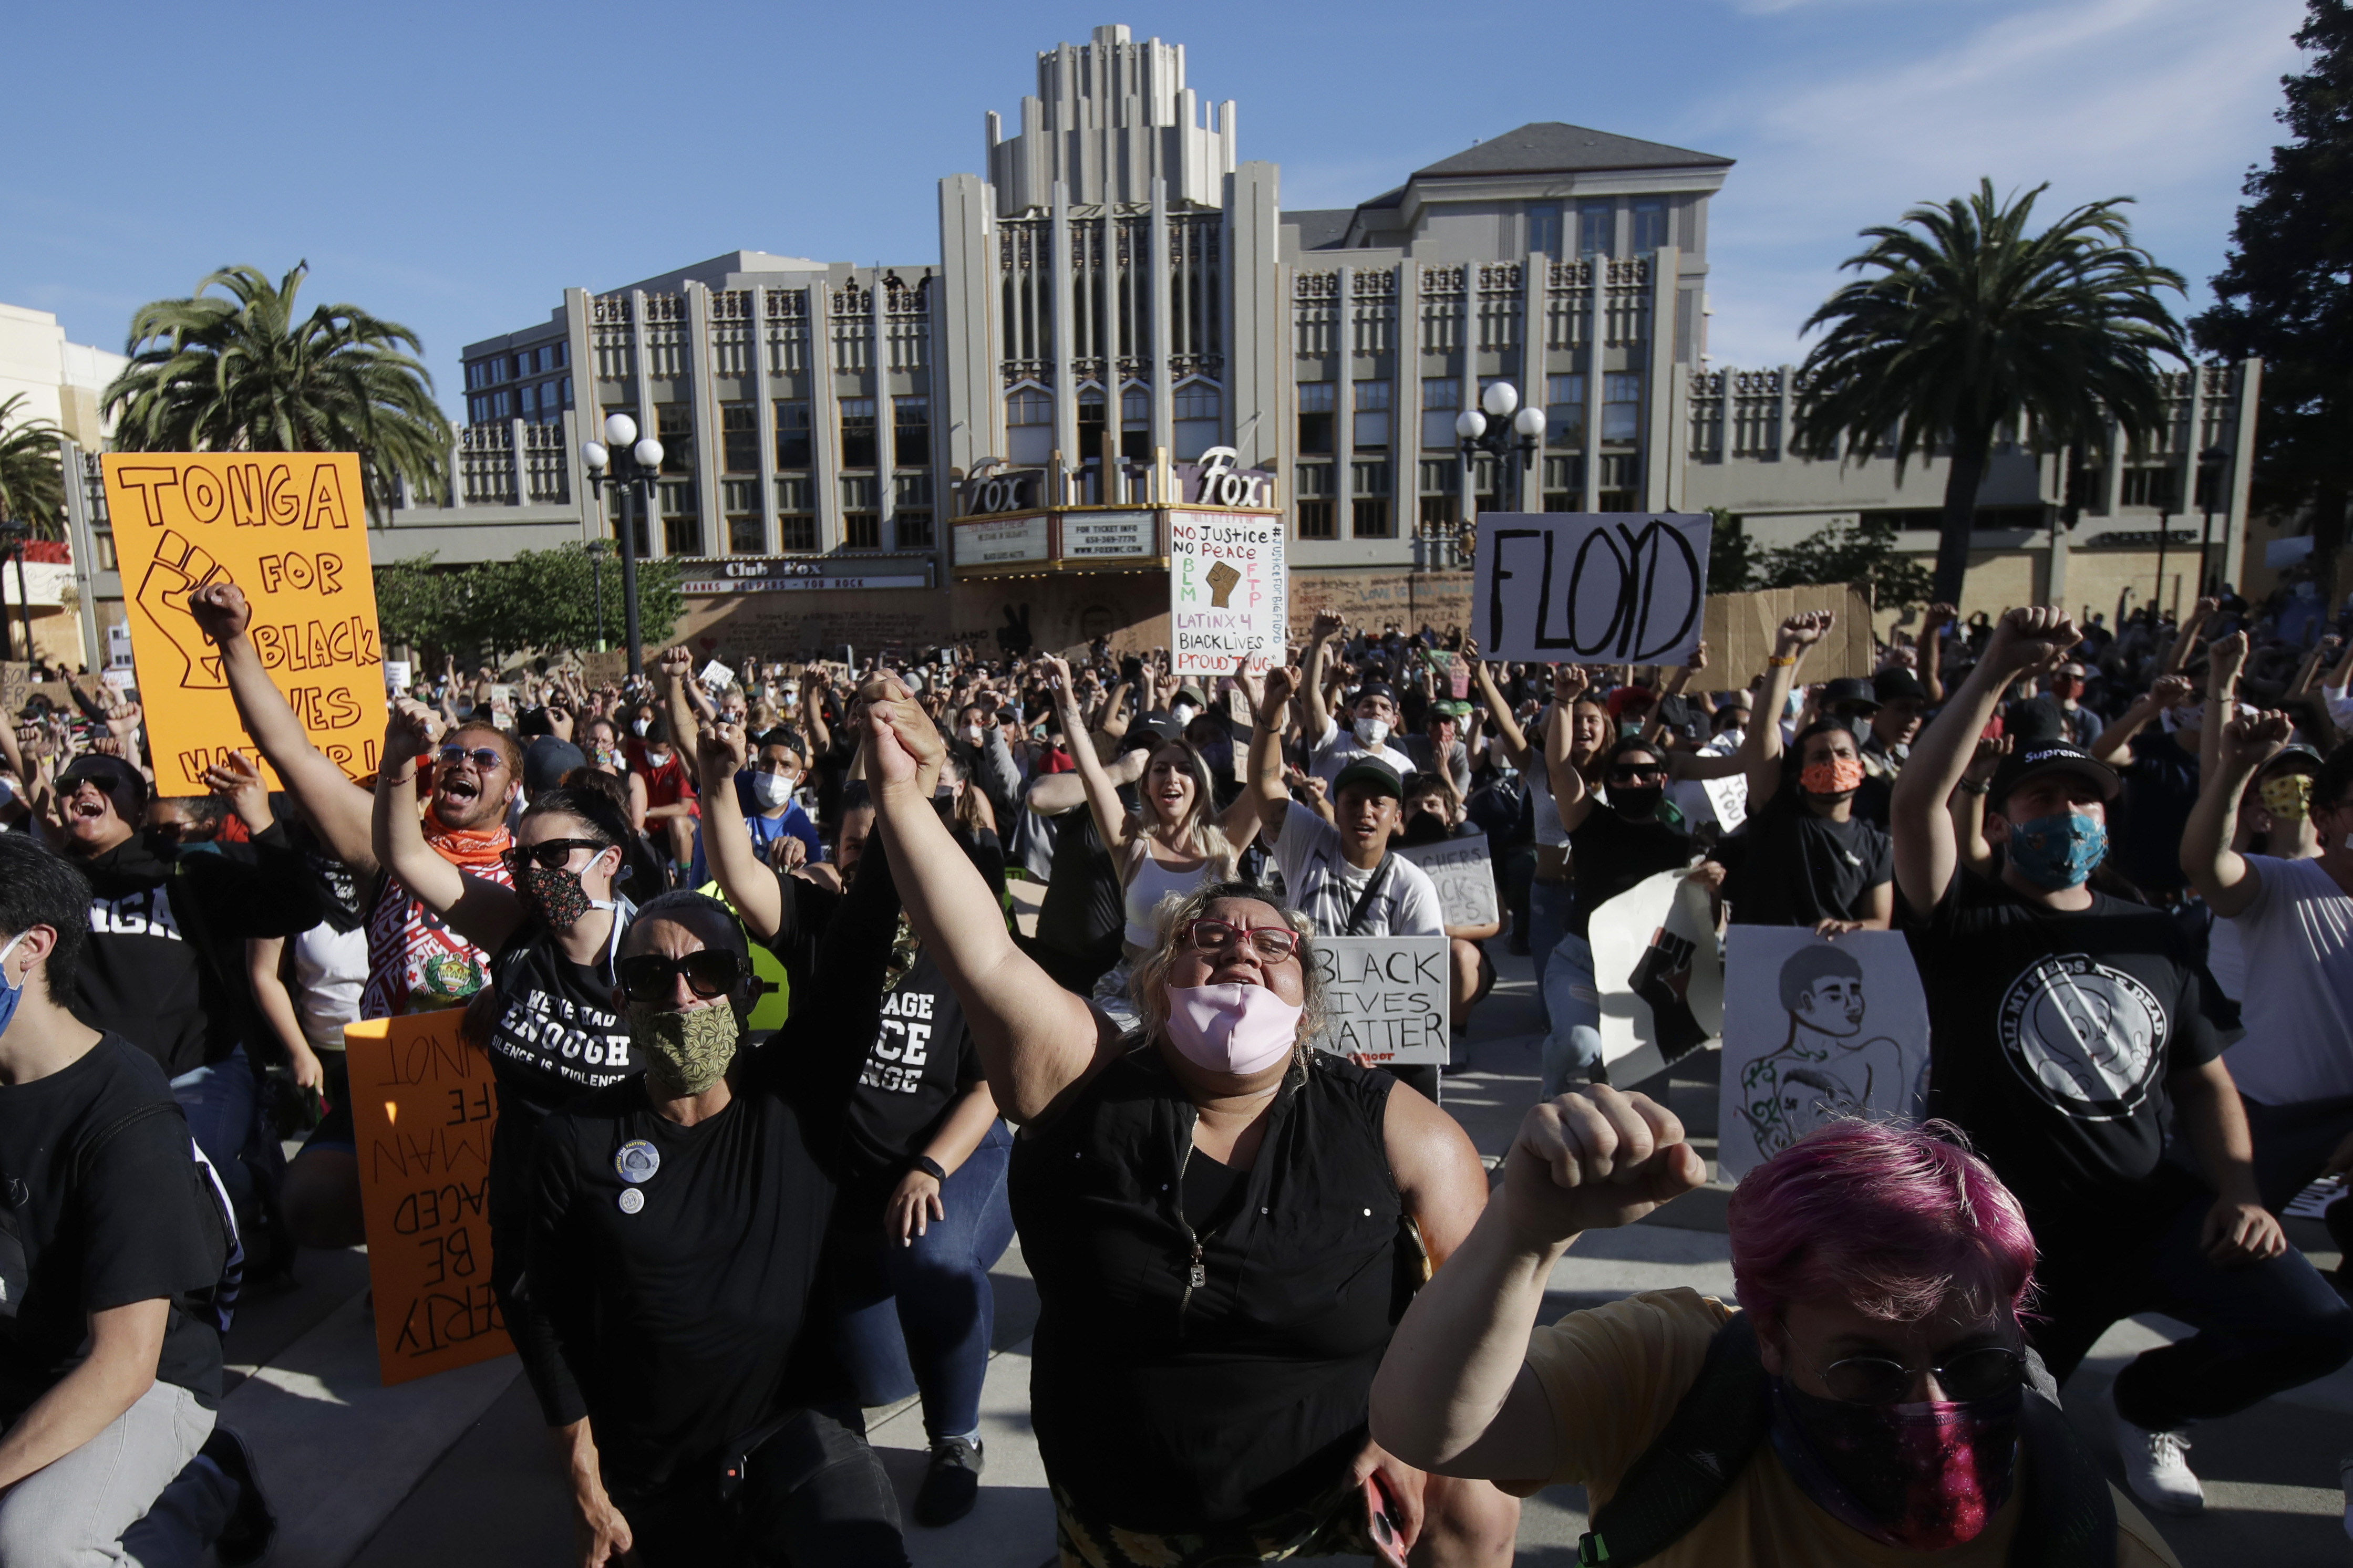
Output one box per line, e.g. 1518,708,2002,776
1611,786,1664,821
1400,811,1451,845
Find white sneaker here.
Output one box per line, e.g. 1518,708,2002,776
2110,1389,2204,1515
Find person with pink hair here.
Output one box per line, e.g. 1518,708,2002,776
1367,1091,2184,1565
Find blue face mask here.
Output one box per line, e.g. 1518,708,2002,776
0,932,28,1043
2006,811,2108,890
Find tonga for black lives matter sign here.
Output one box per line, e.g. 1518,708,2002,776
1472,512,1712,667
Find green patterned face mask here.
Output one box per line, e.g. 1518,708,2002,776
627,1001,740,1095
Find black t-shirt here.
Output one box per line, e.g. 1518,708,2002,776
1717,792,1893,927
1904,870,2222,1225
0,1035,223,1418
842,951,981,1194
1035,807,1123,960
2113,734,2200,896
1567,807,1692,941
482,927,637,1128
513,835,897,1486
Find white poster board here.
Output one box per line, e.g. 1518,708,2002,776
1395,833,1500,930
383,658,413,695
1586,868,1724,1086
1309,935,1450,1067
1717,928,1930,1180
1471,513,1712,666
1170,511,1286,676
1699,774,1749,833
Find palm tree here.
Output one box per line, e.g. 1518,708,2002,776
0,394,67,541
1792,180,2187,606
104,262,450,520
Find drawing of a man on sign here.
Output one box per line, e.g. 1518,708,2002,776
1472,512,1712,666
1718,930,1929,1178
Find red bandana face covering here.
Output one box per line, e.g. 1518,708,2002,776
1799,756,1866,797
1769,1380,2021,1550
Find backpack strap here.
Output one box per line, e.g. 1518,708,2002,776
1577,1312,1771,1566
2009,1385,2117,1568
1343,853,1396,937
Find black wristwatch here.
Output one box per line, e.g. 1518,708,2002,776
912,1154,948,1183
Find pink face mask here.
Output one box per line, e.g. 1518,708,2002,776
1164,983,1303,1076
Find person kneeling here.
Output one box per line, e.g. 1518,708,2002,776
1369,1098,2184,1566
511,889,910,1567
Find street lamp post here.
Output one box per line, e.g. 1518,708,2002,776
2154,499,2174,624
2195,446,2229,596
580,414,664,678
585,540,610,653
1455,380,1547,517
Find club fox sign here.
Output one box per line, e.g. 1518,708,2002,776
101,453,387,794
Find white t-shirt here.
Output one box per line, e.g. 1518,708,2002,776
2220,853,2353,1105
1308,717,1417,789
292,920,369,1054
1271,806,1446,939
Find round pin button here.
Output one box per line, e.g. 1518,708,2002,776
615,1140,661,1185
618,1188,645,1214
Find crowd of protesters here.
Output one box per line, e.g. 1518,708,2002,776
0,571,2349,1565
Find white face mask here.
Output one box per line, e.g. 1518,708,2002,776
962,724,985,746
751,773,794,809
1354,715,1391,749
631,718,651,736
1171,703,1199,726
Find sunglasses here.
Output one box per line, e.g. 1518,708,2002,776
1811,1344,2025,1406
616,949,745,1004
1180,917,1302,963
437,745,506,772
503,838,611,871
1608,765,1667,782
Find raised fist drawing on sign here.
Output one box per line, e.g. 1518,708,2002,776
134,529,234,689
1205,559,1242,608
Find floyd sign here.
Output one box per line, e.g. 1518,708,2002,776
1310,936,1450,1066
1472,512,1711,667
100,453,385,794
344,1012,512,1386
1170,510,1286,676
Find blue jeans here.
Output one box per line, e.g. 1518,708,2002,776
1528,880,1575,1030
832,1122,1015,1441
1540,933,1605,1097
170,1046,260,1223
2031,1169,2353,1429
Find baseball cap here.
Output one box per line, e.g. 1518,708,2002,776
1606,686,1658,720
1988,739,2121,809
1819,677,1881,713
56,753,149,809
1353,680,1398,707
524,736,587,796
1172,686,1209,710
1873,669,1929,705
1331,759,1405,799
2264,742,2325,777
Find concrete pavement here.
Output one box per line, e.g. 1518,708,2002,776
213,925,2350,1565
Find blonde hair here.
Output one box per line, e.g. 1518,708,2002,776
1128,880,1328,1060
1133,740,1237,881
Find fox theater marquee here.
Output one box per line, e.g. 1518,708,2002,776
946,448,1278,656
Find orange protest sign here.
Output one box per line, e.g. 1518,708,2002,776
99,453,384,794
343,1012,513,1386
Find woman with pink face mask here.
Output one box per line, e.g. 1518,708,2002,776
856,674,1522,1568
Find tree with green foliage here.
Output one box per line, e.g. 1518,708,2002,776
371,543,682,664
0,395,66,541
1793,179,2186,606
104,262,450,520
1751,516,1935,610
2191,0,2353,583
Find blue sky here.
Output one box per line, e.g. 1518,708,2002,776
1,0,2308,418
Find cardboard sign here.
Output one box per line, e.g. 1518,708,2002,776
1717,929,1929,1180
343,1012,512,1386
0,662,27,718
100,453,384,794
1395,832,1500,929
1170,511,1286,677
1587,868,1724,1086
580,649,629,686
1701,585,1877,683
1699,773,1749,833
1309,935,1450,1066
1472,513,1712,667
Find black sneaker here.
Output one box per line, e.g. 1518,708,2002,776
913,1436,983,1527
203,1426,276,1566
